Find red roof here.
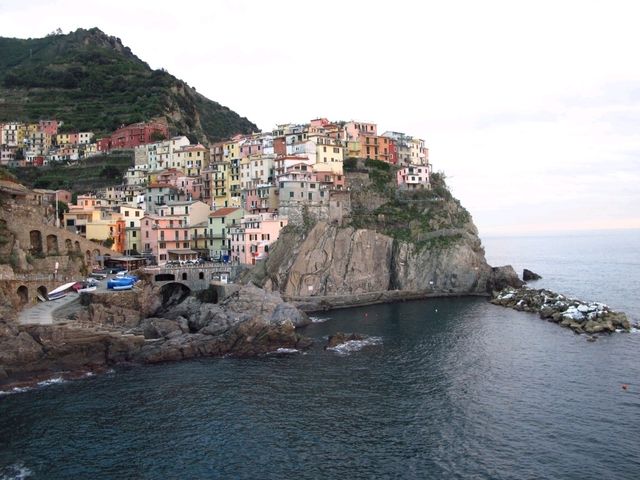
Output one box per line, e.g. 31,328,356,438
209,207,240,217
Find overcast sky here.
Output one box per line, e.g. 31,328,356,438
2,0,640,236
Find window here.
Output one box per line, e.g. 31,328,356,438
132,231,137,238
159,242,166,249
135,211,140,217
125,210,130,217
145,231,149,238
289,192,294,198
130,221,134,228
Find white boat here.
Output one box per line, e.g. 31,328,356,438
47,282,76,300
112,284,133,291
77,286,97,293
47,292,67,301
48,282,76,297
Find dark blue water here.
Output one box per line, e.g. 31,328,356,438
1,231,640,479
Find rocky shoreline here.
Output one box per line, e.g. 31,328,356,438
491,287,633,334
0,284,312,391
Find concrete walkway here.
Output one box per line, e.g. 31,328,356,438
18,292,80,325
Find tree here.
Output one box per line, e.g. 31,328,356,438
150,131,167,142
100,165,120,179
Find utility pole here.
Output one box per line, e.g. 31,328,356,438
55,191,60,228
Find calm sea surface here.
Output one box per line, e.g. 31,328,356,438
1,230,639,479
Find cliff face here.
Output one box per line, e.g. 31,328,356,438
250,163,515,305
259,221,492,300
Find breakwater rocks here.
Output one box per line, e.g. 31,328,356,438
491,287,632,334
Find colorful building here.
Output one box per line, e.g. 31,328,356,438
396,165,431,190
206,207,244,260
228,212,288,265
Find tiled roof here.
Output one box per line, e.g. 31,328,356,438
209,207,240,217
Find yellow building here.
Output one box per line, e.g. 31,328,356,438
312,136,344,175
16,124,29,146
85,210,122,249
210,161,231,208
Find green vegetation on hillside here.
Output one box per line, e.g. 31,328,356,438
9,152,133,192
349,164,472,250
0,28,257,142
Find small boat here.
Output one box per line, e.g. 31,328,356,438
48,281,76,300
107,276,137,289
77,286,97,293
47,292,67,301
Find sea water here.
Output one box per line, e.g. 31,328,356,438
1,230,639,479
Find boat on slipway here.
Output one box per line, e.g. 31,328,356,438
107,276,138,290
46,282,77,301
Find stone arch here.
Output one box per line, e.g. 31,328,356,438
46,234,59,255
17,285,28,305
37,285,48,301
181,272,188,281
30,230,43,254
65,238,73,253
74,240,81,251
155,273,175,282
159,282,191,308
198,271,204,280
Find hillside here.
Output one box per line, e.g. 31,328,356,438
0,28,257,143
7,152,133,191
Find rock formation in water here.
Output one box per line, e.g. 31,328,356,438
0,283,311,388
491,287,632,333
523,269,542,281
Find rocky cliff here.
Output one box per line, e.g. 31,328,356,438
257,221,493,298
247,164,519,308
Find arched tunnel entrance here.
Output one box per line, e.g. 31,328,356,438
36,285,48,301
17,285,28,305
159,282,191,309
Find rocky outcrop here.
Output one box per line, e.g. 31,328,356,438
491,287,632,334
0,284,312,388
325,332,367,349
0,318,144,384
486,266,525,291
253,222,519,306
523,269,542,281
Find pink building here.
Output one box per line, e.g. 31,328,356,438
345,121,377,141
239,137,262,158
140,215,192,264
38,120,59,136
176,175,203,200
228,213,288,265
396,165,431,190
